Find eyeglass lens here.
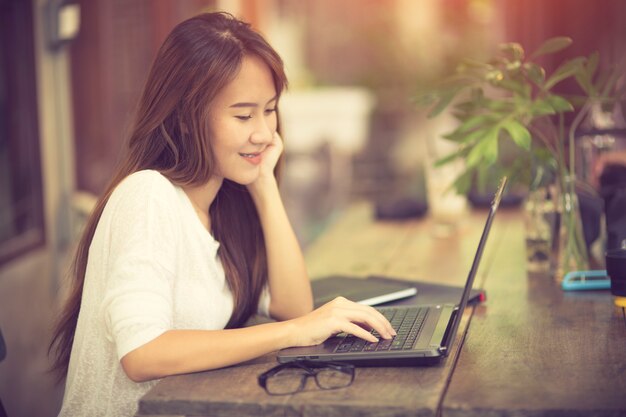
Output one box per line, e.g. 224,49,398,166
265,368,307,395
314,368,353,389
265,367,353,395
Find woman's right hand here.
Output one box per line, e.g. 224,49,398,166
286,297,396,347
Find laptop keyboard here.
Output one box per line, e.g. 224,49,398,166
333,306,428,353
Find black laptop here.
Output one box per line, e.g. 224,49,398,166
277,177,507,366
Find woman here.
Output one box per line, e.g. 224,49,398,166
49,12,395,417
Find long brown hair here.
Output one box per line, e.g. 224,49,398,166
49,12,288,380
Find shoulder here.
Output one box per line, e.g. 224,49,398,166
106,170,182,219
115,170,177,197
98,170,185,254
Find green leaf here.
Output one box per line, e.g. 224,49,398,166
435,148,466,167
505,60,523,72
530,36,573,59
530,99,558,116
443,124,493,145
575,73,593,96
502,120,531,150
441,129,466,143
499,42,525,61
462,127,495,144
455,115,496,134
545,94,574,112
524,62,546,86
427,88,461,118
575,51,599,96
454,100,484,114
498,79,528,96
466,128,499,168
544,57,586,90
483,99,515,113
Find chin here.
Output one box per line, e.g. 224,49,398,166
222,164,261,186
227,174,259,186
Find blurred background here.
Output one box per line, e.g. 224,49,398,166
1,0,625,415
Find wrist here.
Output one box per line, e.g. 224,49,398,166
248,176,280,206
272,319,300,349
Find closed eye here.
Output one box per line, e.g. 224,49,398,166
235,115,253,121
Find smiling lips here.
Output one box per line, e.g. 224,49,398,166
239,151,262,165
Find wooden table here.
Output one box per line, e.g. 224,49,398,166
136,203,626,417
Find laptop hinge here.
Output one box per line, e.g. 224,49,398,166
437,306,460,355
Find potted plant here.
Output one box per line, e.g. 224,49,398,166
416,36,622,279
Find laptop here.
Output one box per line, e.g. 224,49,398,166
277,177,507,366
311,275,418,308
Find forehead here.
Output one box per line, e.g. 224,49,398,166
213,55,277,106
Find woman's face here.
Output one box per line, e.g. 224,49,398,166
208,54,278,185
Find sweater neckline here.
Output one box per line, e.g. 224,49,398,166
176,185,220,255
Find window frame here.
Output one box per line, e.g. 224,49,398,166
0,0,46,265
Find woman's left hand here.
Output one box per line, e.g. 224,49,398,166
248,132,283,193
260,131,283,176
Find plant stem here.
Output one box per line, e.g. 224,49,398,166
568,100,591,183
557,113,568,183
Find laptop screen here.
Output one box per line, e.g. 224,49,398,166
443,177,507,351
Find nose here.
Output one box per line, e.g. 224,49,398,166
249,117,274,145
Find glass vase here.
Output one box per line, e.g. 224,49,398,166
523,186,557,273
554,174,589,281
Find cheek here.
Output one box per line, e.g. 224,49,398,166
214,136,238,160
211,120,243,150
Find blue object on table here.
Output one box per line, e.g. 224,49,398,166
562,270,610,291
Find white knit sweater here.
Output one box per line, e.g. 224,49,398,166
58,170,270,417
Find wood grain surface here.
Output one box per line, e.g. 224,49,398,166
443,210,626,417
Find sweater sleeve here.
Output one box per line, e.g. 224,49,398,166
99,171,180,360
257,284,271,317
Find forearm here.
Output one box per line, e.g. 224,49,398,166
121,297,398,383
249,179,313,319
121,320,296,382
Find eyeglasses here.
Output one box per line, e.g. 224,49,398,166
258,361,355,395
